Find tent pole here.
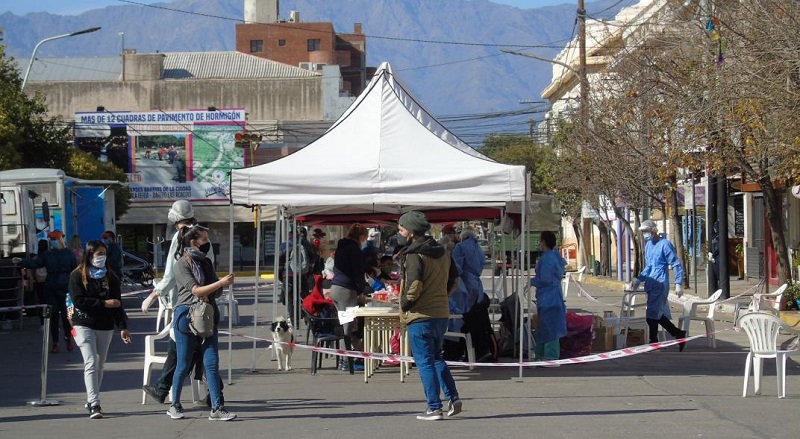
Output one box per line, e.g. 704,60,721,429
488,221,497,322
283,211,290,323
521,174,531,378
227,200,234,384
292,216,299,327
270,209,282,360
251,206,261,371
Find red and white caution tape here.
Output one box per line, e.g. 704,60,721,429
219,329,712,368
571,280,623,308
121,289,153,298
121,282,274,298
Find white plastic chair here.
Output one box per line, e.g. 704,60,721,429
680,289,723,348
611,288,650,349
562,266,586,300
445,314,475,369
739,312,799,398
155,298,171,332
748,283,788,314
141,325,200,404
216,293,240,325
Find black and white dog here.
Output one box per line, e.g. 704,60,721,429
270,316,294,371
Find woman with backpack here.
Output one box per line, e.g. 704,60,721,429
68,240,131,419
168,225,236,421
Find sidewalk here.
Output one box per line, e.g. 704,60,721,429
581,274,764,318
1,278,799,438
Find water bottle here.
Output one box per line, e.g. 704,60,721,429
65,293,74,325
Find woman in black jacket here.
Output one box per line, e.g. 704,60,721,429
68,240,130,419
330,223,369,338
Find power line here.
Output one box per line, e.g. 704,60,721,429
114,0,565,49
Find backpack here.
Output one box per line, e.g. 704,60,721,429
289,240,315,275
188,300,215,339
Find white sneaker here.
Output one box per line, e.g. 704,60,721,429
416,408,443,421
209,407,237,421
166,404,185,419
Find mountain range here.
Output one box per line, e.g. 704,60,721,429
0,0,633,144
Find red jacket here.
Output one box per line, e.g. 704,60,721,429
302,274,335,316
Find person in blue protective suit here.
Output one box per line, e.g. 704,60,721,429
631,219,687,350
449,227,486,330
530,231,567,363
447,227,495,362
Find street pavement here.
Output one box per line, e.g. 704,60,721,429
1,275,799,438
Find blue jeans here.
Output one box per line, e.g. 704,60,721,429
171,305,223,409
407,318,459,411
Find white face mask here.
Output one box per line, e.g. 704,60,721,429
92,255,107,268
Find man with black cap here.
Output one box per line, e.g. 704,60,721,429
630,219,686,350
397,211,463,420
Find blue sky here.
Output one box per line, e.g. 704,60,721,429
2,0,571,16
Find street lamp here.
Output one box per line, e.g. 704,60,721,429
21,27,102,90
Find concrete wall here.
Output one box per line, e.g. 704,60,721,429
29,76,324,122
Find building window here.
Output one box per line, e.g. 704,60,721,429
307,39,320,52
250,40,263,53
278,39,286,46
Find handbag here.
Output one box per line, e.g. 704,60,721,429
188,299,215,339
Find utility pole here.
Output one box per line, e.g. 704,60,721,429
578,0,588,143
577,0,594,273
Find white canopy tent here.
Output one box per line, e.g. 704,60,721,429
230,62,527,209
225,62,532,379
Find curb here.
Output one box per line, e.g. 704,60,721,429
581,275,626,290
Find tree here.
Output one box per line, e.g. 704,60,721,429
481,134,557,194
0,34,71,170
0,30,130,219
545,1,800,288
698,1,800,286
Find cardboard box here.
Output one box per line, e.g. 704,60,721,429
625,328,646,347
592,326,614,352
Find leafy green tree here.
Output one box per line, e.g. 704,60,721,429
481,134,556,195
0,30,130,219
0,33,71,170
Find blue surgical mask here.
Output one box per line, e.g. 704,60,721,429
102,238,112,245
643,232,652,241
50,240,60,250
